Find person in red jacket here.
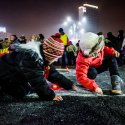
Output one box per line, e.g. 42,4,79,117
76,32,124,95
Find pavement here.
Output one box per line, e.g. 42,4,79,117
0,66,125,125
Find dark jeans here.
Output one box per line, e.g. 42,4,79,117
67,52,76,66
87,57,119,79
61,47,68,68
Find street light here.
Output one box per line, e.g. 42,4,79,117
78,22,82,26
62,16,86,45
83,3,99,32
78,6,86,21
82,17,87,22
63,21,68,26
66,16,72,22
80,29,85,34
83,3,98,9
0,27,6,32
63,16,72,26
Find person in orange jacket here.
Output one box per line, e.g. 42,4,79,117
76,32,124,95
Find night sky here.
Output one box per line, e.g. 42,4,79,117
0,0,125,37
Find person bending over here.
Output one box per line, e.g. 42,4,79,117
76,32,124,95
0,33,77,101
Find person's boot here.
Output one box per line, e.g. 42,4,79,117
111,75,123,95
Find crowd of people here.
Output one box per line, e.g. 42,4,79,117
0,28,125,101
0,29,78,68
1,29,124,68
97,30,125,66
0,32,78,101
57,29,125,68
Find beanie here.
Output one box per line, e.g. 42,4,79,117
79,32,105,57
43,34,64,63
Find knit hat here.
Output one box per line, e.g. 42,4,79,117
79,32,105,57
43,34,64,63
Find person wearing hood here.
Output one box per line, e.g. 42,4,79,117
76,32,124,95
0,33,77,101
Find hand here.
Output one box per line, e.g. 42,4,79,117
95,87,103,95
72,85,78,91
53,95,63,101
74,53,77,57
114,50,120,57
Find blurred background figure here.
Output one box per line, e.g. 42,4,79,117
20,35,27,44
97,32,103,36
38,34,45,44
116,30,125,66
116,30,124,52
76,40,80,55
120,45,125,65
66,41,77,66
59,28,69,68
10,35,20,45
29,34,38,42
106,32,117,49
0,38,10,56
2,38,10,48
0,39,3,49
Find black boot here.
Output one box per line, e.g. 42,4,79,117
111,75,123,95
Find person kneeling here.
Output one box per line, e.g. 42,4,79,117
0,33,77,101
76,32,124,95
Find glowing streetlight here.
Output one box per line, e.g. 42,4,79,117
82,17,87,22
83,3,98,9
63,16,72,26
62,16,86,44
69,28,73,35
67,16,72,22
80,29,85,34
63,21,68,26
78,22,82,26
0,27,6,32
